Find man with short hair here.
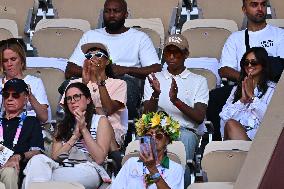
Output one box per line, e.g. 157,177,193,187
209,0,284,140
65,0,161,119
0,78,44,189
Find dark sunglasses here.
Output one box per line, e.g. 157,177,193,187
145,132,164,140
2,92,21,99
85,52,108,60
243,59,260,67
65,93,84,104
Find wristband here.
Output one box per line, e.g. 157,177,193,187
150,172,161,182
97,80,106,86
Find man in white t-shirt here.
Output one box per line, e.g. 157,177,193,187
219,0,284,81
65,0,160,119
209,0,284,141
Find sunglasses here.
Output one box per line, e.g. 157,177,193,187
85,52,108,60
145,132,164,140
2,92,21,99
65,93,84,104
243,59,260,67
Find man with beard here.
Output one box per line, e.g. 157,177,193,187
208,0,284,141
65,0,160,119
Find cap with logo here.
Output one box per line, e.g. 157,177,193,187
164,34,189,53
2,78,29,94
81,42,110,57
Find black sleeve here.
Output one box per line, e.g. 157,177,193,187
26,117,44,151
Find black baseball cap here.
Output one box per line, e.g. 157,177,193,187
2,78,29,94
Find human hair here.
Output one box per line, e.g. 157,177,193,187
233,47,271,103
55,82,95,141
0,38,27,74
104,0,127,12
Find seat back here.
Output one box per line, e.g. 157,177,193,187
188,68,217,91
266,19,284,29
126,0,182,35
125,18,165,52
181,19,238,59
269,0,284,19
197,0,245,30
52,0,105,29
0,19,18,40
29,181,85,189
202,140,251,182
0,0,38,38
122,140,186,168
24,67,65,120
32,19,90,58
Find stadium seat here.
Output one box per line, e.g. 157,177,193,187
188,68,217,91
269,0,284,19
266,19,284,29
32,18,90,58
0,0,38,39
201,140,251,182
187,182,234,189
0,19,18,40
52,0,105,29
126,0,182,35
24,67,65,121
122,140,186,169
196,0,245,30
181,19,238,59
125,18,164,56
0,182,4,189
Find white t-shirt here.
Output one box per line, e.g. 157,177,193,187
0,75,51,122
220,24,284,71
111,157,184,189
24,75,51,122
69,28,160,67
143,68,209,130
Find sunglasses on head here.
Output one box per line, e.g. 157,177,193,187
145,132,164,140
243,59,260,67
2,92,21,99
85,52,108,60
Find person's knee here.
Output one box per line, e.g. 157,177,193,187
1,167,18,179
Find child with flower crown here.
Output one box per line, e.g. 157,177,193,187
111,111,184,189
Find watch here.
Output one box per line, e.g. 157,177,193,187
150,172,161,182
97,80,106,86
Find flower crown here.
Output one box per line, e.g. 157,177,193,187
135,112,180,141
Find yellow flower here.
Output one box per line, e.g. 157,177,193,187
151,113,161,127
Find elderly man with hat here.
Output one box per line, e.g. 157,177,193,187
143,34,209,185
0,78,44,189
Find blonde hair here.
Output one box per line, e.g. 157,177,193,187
0,38,27,75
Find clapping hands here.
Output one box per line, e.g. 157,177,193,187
241,73,255,103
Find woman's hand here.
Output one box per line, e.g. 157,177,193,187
74,109,87,132
140,144,158,174
148,73,161,94
244,74,255,100
240,79,250,103
169,78,178,103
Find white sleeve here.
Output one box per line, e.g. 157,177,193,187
276,28,284,58
31,78,49,106
143,75,154,101
68,32,89,67
194,77,209,105
110,158,130,189
219,34,239,70
167,163,184,189
138,33,160,67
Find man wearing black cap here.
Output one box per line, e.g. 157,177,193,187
0,78,44,189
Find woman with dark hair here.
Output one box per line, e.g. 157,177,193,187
23,82,117,189
61,42,127,146
220,47,276,140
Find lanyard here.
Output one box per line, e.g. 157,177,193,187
0,112,27,149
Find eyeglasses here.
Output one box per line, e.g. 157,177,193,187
85,52,108,60
145,132,164,140
2,92,21,99
243,59,260,67
65,93,84,104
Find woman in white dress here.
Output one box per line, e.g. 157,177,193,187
220,47,276,140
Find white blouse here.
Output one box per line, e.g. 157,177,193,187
219,81,276,139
